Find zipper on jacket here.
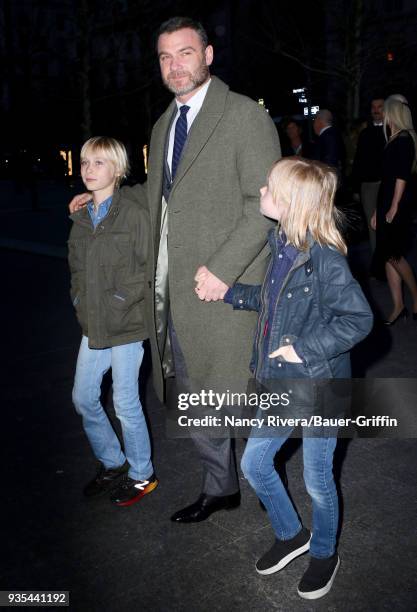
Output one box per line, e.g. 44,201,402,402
252,255,273,377
254,242,311,380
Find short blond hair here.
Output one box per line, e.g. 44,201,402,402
80,136,129,187
267,157,346,255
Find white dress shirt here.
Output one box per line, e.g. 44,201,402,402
167,78,211,174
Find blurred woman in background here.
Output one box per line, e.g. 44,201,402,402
371,94,417,324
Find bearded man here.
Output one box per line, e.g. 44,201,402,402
144,16,280,523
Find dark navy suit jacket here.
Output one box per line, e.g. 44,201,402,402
314,126,345,172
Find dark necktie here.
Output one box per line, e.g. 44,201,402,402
171,105,190,180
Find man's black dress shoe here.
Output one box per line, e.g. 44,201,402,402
170,492,240,523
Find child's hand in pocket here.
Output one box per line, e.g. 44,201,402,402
269,345,302,363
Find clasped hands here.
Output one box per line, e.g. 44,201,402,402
194,266,229,301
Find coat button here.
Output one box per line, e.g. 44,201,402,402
285,337,290,343
278,254,283,258
238,299,243,304
304,286,309,292
287,292,292,298
278,362,282,367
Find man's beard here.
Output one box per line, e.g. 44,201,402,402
164,60,210,97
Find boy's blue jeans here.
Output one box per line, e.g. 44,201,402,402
241,426,338,559
72,336,153,481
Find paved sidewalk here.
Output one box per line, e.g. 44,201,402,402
2,199,417,610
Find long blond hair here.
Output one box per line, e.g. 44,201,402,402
267,157,347,255
384,94,417,172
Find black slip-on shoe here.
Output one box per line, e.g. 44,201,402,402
297,553,340,600
256,527,311,575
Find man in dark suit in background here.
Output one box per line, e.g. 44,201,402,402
313,109,345,178
352,98,385,254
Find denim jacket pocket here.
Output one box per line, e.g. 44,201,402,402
264,360,317,408
283,281,313,303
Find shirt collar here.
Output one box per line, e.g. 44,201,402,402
319,125,332,136
87,194,113,219
267,228,299,260
176,78,211,114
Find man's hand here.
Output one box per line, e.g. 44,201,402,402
269,345,302,363
194,265,229,302
69,193,91,214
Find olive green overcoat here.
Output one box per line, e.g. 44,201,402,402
141,76,281,400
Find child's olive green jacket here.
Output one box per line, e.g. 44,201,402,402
68,188,149,348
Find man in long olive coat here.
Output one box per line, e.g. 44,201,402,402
143,17,281,523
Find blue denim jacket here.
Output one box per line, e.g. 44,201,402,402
227,229,373,383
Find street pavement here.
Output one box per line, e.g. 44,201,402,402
1,181,417,611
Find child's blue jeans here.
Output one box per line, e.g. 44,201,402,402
72,336,153,481
241,425,338,558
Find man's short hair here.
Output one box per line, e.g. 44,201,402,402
315,109,333,126
156,16,209,49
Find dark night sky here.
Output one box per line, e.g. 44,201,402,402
1,0,417,175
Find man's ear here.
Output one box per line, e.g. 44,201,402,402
205,44,214,67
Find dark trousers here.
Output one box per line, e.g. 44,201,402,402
168,318,239,496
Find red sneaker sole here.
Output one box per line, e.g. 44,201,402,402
114,480,158,507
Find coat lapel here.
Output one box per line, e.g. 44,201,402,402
148,101,176,214
147,101,176,251
170,76,229,194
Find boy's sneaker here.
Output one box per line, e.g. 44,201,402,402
83,461,129,498
110,474,158,507
297,553,340,600
255,527,311,575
